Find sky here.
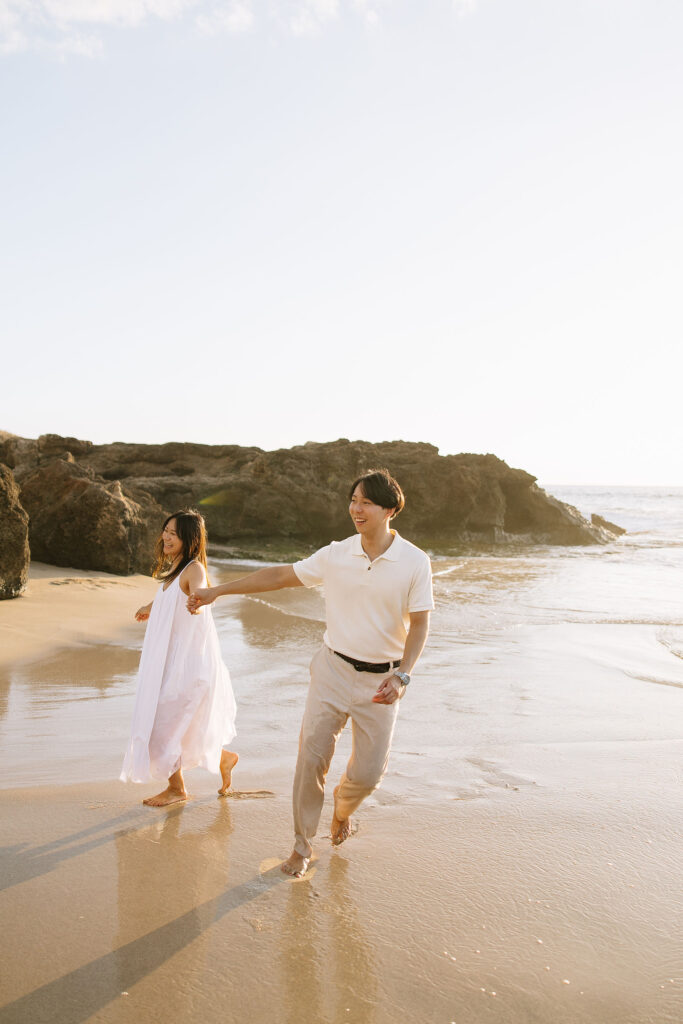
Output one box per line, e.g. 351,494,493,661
2,0,682,484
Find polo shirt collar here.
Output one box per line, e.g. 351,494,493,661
351,530,403,561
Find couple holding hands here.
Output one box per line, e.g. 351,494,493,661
120,469,433,878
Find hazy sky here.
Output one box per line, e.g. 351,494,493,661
2,0,682,484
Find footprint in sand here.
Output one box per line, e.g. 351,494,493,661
48,578,109,589
220,789,275,800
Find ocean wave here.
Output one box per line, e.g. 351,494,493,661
656,628,683,661
209,556,282,569
624,670,683,690
431,561,471,578
238,595,325,623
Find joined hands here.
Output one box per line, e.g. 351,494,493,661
187,587,216,614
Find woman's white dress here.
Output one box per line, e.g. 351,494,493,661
120,563,236,783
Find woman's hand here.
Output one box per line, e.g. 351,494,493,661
135,603,152,622
187,587,216,614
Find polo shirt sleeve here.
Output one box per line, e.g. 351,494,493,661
408,554,435,612
292,544,330,588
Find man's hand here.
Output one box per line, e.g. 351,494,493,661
187,587,216,614
372,674,406,705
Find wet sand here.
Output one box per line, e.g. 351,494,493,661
1,777,680,1024
1,560,682,1022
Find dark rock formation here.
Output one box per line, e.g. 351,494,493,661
18,458,164,575
1,433,624,573
0,464,30,598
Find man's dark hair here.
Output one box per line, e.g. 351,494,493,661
348,468,405,517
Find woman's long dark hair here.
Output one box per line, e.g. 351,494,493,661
152,508,210,585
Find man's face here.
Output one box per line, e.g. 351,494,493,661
349,487,392,535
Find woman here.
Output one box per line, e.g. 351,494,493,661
120,509,237,806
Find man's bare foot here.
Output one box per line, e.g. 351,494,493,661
218,750,239,796
331,785,352,846
280,852,310,878
331,813,352,846
142,787,187,807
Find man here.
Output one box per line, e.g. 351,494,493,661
188,468,433,877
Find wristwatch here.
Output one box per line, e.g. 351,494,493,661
395,671,411,687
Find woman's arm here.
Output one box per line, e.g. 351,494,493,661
179,561,207,601
188,564,302,613
135,602,153,622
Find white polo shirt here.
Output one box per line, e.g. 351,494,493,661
292,531,434,663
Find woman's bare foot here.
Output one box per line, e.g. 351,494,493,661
218,750,239,796
142,786,187,807
143,768,186,806
281,852,310,878
331,785,352,846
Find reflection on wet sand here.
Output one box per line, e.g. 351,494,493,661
114,801,233,1009
11,644,141,694
0,644,144,788
0,805,150,893
327,856,377,1024
0,644,140,729
0,673,9,724
279,863,324,1024
0,798,277,1024
277,854,377,1024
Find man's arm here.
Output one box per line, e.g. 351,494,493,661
187,564,303,613
373,610,431,705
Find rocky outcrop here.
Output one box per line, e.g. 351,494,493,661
1,433,623,572
592,513,626,537
87,439,623,549
0,464,29,598
0,432,93,474
18,458,164,575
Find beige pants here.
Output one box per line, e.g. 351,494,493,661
292,645,400,858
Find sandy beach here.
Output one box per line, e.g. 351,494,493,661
2,499,682,1024
0,563,158,672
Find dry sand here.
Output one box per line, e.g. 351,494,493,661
0,563,157,671
0,564,681,1023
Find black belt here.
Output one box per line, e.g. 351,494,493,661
332,650,401,674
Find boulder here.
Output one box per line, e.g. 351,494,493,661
18,458,165,574
0,464,30,599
